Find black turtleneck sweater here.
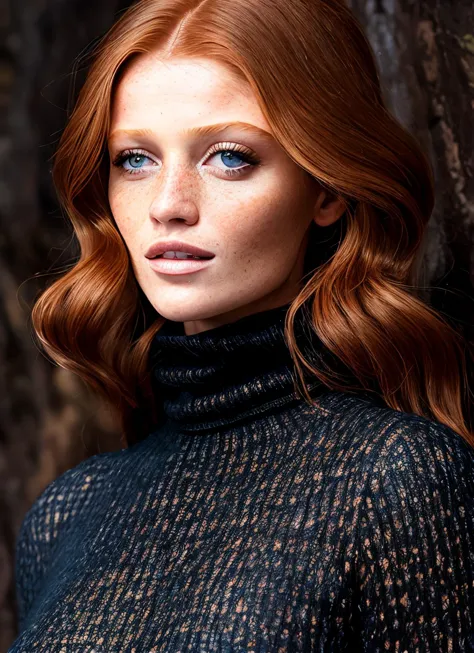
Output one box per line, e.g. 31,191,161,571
9,303,474,652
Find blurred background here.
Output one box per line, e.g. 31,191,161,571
1,0,473,647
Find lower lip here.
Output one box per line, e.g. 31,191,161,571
147,256,214,275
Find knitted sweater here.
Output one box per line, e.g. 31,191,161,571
8,302,474,652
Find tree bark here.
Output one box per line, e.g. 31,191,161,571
1,0,130,647
348,0,474,341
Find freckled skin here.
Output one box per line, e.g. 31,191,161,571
107,54,345,335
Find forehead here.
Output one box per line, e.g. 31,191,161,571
109,55,269,134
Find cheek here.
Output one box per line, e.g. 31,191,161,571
108,184,142,250
108,182,126,228
221,193,306,259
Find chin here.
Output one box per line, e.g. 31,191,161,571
151,303,220,324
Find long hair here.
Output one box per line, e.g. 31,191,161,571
31,0,474,448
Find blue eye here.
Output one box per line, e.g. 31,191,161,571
206,144,260,175
111,149,155,175
127,154,148,168
112,144,260,178
217,151,245,168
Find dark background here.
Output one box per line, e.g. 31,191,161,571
1,0,473,647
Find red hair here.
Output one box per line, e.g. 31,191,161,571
31,0,474,448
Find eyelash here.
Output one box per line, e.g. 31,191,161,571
111,142,261,178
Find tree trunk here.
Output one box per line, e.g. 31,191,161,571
348,0,474,344
0,0,130,647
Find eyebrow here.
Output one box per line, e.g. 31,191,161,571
108,121,275,145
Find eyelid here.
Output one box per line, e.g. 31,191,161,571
111,147,153,166
111,141,260,170
204,141,257,162
112,142,255,160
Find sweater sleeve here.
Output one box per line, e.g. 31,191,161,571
353,417,474,652
14,455,106,633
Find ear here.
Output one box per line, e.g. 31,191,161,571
313,189,347,227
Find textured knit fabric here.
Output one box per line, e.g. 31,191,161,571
9,302,474,652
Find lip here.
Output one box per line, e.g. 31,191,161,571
148,256,214,276
145,240,215,259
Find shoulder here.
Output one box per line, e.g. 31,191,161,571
307,392,474,520
14,435,164,630
363,404,474,493
14,447,128,630
17,429,165,548
314,390,474,477
17,448,124,554
324,405,474,644
335,396,474,543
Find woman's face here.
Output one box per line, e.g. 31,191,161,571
108,54,344,334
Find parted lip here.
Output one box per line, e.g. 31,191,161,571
145,240,215,259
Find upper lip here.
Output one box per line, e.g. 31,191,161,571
145,240,215,259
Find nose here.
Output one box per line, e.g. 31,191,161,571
148,160,199,225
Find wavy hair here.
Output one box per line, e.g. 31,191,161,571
31,0,474,448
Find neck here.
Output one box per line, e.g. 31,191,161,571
149,302,326,433
181,298,302,336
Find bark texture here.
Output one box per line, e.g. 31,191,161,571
1,1,129,647
348,0,474,336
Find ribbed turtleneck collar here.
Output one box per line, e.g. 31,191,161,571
149,301,327,433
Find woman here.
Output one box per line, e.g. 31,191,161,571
9,0,474,650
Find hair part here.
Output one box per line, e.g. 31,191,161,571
31,0,474,448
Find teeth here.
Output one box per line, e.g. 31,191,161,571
160,251,202,259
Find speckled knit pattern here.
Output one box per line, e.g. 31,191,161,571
9,303,474,652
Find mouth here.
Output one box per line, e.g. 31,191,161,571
151,253,214,260
148,254,215,276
